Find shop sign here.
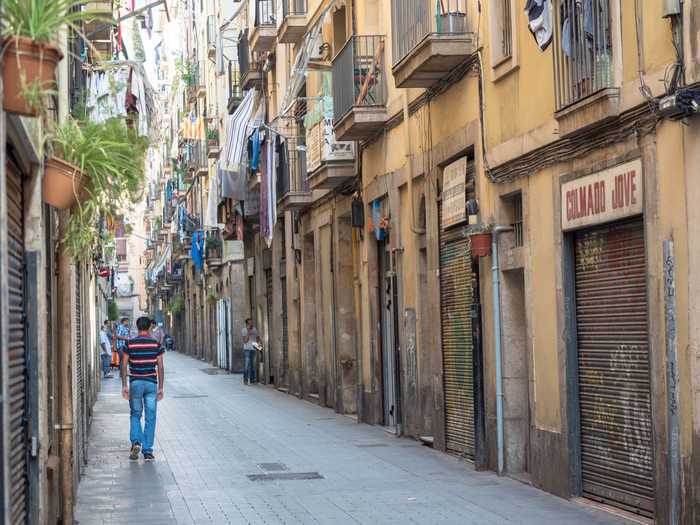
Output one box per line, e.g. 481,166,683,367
306,117,355,173
561,159,643,231
441,157,467,229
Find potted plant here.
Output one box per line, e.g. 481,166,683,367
1,0,110,116
468,223,493,257
207,127,219,149
48,117,148,259
206,234,222,259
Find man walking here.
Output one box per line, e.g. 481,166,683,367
242,318,260,385
99,321,113,379
115,317,131,372
121,316,165,462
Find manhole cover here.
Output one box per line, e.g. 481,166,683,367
247,472,324,482
172,394,209,399
201,368,228,375
257,462,287,472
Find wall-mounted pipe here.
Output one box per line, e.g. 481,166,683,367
491,225,512,475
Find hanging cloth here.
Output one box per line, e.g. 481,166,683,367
524,0,553,51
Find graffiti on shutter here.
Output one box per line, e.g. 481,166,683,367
574,218,654,518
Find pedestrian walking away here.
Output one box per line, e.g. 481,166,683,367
151,319,165,347
242,318,260,385
115,316,131,373
121,316,165,462
99,321,113,379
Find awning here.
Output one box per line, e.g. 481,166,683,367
221,89,257,172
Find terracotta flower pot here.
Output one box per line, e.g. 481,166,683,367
469,232,493,257
3,37,64,116
42,157,83,209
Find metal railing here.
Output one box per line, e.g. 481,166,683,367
282,0,306,16
207,15,217,50
391,0,467,67
228,60,241,101
552,0,612,110
185,140,208,172
332,35,387,123
276,137,308,199
255,0,275,27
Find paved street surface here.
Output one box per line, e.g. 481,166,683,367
76,352,634,525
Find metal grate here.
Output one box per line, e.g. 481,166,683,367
247,472,324,482
553,0,613,110
255,0,275,26
511,194,523,248
257,462,287,471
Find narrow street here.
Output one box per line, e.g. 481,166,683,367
76,352,630,525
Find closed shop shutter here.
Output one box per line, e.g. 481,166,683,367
7,164,28,524
439,211,475,458
74,264,87,467
574,218,654,518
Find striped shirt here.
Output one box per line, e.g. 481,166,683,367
124,335,164,384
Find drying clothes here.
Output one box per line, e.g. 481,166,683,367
560,0,608,58
524,0,553,51
191,231,205,270
250,129,262,172
222,89,257,173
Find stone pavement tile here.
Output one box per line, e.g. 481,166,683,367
76,352,636,525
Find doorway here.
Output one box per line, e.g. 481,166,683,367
378,239,400,430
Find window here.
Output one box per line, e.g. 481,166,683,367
553,0,613,109
502,193,524,248
497,0,512,60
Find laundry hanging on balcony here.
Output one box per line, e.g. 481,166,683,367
524,0,553,51
85,63,155,136
204,171,220,229
259,134,277,246
219,160,248,201
222,89,258,173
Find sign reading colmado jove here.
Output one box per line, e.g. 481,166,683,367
561,159,643,231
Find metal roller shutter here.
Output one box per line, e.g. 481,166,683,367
439,217,475,458
74,264,87,467
7,164,28,525
574,218,654,518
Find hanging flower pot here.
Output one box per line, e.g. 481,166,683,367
3,37,63,116
469,231,493,257
42,157,83,209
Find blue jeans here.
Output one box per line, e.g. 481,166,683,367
244,348,257,382
129,380,158,454
100,353,111,376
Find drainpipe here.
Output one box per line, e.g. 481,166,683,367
491,225,512,476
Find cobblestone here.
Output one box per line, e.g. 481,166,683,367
76,352,634,525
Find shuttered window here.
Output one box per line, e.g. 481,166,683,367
574,218,654,518
7,163,28,525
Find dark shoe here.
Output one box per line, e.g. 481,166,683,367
129,442,141,460
243,379,248,385
143,452,155,462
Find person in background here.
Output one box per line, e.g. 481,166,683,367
241,318,260,385
151,319,165,347
99,320,113,379
115,317,130,372
122,316,165,462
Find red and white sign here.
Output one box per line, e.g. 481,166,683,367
561,159,643,231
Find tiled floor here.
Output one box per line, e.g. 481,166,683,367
75,352,633,525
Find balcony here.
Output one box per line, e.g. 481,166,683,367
279,0,307,44
205,230,223,268
332,35,388,141
227,61,243,113
305,117,356,190
207,15,217,59
206,121,220,159
238,32,262,91
250,0,276,54
276,138,315,211
391,0,476,88
185,140,208,177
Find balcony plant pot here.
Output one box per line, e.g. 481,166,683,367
42,156,84,209
3,37,64,116
469,231,492,257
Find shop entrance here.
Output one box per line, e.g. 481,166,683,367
573,218,654,518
